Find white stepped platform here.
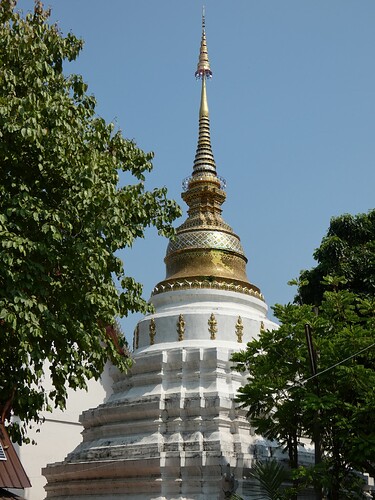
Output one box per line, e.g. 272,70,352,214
44,289,282,499
44,342,260,499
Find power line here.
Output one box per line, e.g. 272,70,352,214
300,341,375,385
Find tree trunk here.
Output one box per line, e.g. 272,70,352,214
312,413,323,500
329,433,341,500
290,431,299,500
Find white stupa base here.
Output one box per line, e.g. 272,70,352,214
44,289,300,499
44,343,264,499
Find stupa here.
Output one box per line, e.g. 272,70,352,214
44,13,278,499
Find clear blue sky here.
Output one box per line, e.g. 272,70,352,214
18,1,375,340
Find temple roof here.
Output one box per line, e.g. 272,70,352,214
0,424,30,491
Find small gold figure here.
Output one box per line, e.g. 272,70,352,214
260,321,265,333
177,314,185,341
149,318,156,345
235,316,244,343
208,313,218,340
135,324,139,349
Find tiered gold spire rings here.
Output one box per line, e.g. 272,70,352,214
192,10,216,175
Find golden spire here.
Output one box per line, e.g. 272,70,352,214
152,10,262,301
193,8,216,175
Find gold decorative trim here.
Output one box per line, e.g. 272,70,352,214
149,318,156,345
177,314,185,341
182,172,225,191
177,217,233,233
167,229,245,255
208,313,218,340
235,316,244,343
152,278,264,301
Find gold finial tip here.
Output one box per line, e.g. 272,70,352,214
195,7,212,79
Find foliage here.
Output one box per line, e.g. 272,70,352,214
229,461,299,500
232,209,375,497
297,210,375,306
248,460,293,500
294,464,369,500
233,289,375,496
0,0,181,443
232,302,316,472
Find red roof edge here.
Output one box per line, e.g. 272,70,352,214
0,424,31,490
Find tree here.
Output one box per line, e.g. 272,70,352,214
298,210,375,306
233,289,375,498
232,210,375,499
0,0,181,443
232,303,317,499
297,209,375,494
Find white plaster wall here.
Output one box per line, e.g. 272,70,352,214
136,288,276,349
16,364,113,500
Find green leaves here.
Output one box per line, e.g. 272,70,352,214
233,282,375,494
0,1,181,443
248,460,291,500
297,209,375,305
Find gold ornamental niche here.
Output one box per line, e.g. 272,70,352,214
235,316,244,343
133,324,139,350
149,318,156,345
177,314,185,341
208,313,218,340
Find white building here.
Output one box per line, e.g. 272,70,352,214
43,15,286,500
16,367,113,500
